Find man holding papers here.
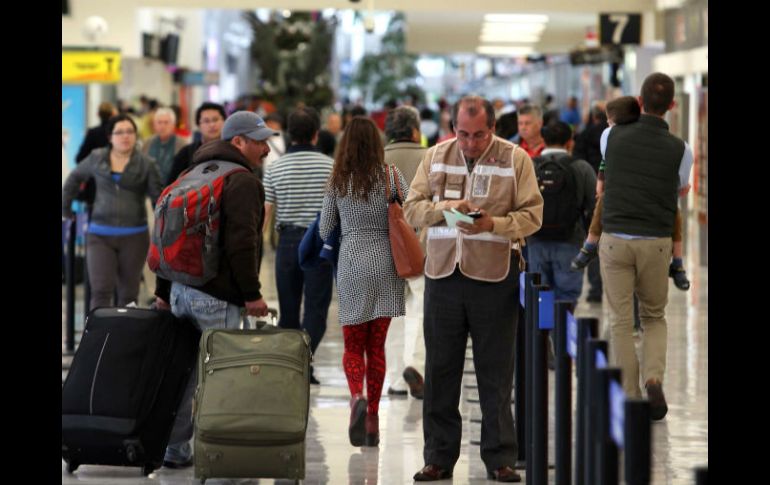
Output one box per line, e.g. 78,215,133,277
404,96,543,483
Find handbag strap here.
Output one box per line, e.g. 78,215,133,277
386,165,403,204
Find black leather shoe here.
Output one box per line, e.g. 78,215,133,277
488,465,522,482
646,380,668,421
403,367,424,399
163,457,193,469
387,386,408,396
669,263,691,291
414,464,452,481
586,293,602,303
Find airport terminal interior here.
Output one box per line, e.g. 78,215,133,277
62,0,707,483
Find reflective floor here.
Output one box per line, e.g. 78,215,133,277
62,228,708,484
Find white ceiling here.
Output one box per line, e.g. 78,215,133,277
138,0,658,56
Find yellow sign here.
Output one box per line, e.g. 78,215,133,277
62,50,122,83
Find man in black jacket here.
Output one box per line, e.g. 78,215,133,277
153,110,277,468
165,102,227,186
75,102,117,162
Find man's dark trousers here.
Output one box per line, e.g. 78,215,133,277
275,226,333,354
422,257,519,472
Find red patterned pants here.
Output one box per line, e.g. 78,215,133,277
342,317,391,415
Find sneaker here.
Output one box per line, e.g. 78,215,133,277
669,263,691,291
571,245,598,271
645,380,668,421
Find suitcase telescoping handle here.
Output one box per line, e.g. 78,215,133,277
241,307,278,329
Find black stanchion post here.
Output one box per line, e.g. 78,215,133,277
575,318,598,485
531,284,549,485
596,368,621,485
624,400,651,485
554,301,571,485
584,339,608,485
694,467,708,485
65,218,76,354
515,302,526,468
524,272,540,485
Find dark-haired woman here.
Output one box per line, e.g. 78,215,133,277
320,116,407,448
62,114,163,309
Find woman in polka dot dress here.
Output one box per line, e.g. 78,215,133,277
320,116,407,448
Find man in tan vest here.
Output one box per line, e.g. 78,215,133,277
404,96,543,482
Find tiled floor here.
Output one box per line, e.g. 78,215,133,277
62,231,707,484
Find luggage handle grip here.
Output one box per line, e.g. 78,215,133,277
241,307,278,329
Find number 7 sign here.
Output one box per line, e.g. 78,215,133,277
600,13,642,45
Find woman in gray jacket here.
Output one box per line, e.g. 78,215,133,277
63,114,163,309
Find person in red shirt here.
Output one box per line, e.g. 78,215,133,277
517,104,545,158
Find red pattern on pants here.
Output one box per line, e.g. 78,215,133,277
342,317,391,415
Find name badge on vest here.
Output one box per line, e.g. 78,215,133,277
471,174,491,198
444,185,463,200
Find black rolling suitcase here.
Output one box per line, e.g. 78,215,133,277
62,307,200,476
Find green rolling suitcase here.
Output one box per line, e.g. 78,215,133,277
193,310,311,483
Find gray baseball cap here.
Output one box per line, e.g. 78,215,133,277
221,111,279,141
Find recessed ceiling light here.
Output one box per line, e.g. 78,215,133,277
476,45,534,56
484,14,549,24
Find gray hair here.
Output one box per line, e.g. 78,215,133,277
517,104,542,121
153,107,176,124
385,106,420,141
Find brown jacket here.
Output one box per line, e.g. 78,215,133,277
403,136,543,282
155,140,264,305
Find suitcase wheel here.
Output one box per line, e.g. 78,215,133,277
66,460,79,474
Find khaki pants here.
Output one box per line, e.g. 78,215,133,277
599,233,672,398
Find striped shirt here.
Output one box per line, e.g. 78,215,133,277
263,146,334,228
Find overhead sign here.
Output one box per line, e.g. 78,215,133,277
569,45,624,65
62,48,122,84
599,13,642,45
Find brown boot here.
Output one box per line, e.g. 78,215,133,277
365,414,379,447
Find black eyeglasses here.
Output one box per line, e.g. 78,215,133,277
112,130,136,136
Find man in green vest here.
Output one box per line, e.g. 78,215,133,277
599,72,694,420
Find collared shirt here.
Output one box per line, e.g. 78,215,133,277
520,137,545,158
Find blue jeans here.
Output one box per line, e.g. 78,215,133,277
527,240,584,305
275,226,333,355
165,282,242,464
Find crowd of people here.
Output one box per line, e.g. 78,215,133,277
62,72,693,481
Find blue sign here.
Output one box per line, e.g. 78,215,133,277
62,85,87,176
595,348,608,368
609,380,625,447
538,290,554,329
566,311,577,359
519,272,525,306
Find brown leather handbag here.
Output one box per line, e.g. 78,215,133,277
385,165,424,278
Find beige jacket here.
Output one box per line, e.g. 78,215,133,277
403,136,543,282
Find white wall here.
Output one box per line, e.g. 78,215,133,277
63,0,141,57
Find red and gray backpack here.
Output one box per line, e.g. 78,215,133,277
147,161,249,286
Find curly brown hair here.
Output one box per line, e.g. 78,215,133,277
329,116,385,201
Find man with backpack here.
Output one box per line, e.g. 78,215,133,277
150,110,275,468
526,120,596,312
